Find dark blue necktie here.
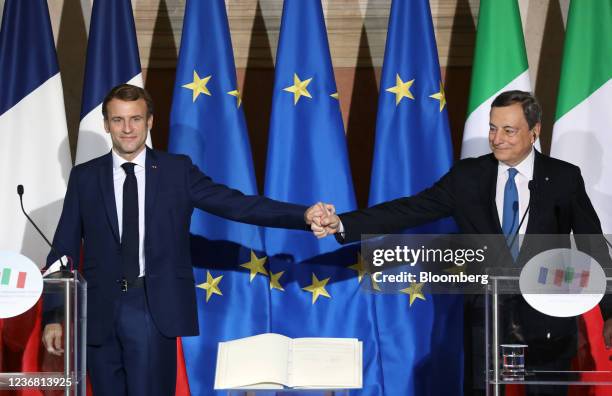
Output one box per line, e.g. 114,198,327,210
502,168,519,259
121,162,139,281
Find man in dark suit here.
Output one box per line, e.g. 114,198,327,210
42,84,325,396
310,90,611,395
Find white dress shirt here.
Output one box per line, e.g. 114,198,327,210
112,148,146,277
495,147,535,235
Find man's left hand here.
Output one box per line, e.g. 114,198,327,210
305,202,336,238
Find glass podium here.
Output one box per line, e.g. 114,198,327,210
486,273,612,395
0,270,86,395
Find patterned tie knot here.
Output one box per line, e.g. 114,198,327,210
508,167,518,180
121,162,136,175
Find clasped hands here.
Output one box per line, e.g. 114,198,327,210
304,202,341,238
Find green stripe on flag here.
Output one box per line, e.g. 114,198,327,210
555,1,612,120
467,0,528,115
564,267,574,284
1,268,11,285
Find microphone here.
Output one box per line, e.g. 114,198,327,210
17,185,69,270
528,179,537,194
504,201,520,245
519,179,537,232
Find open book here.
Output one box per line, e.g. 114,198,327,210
214,333,362,390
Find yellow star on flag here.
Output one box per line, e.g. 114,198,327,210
400,282,426,306
330,92,339,100
348,253,366,283
386,74,415,105
283,73,313,105
429,82,446,111
182,71,212,102
240,250,268,282
370,274,382,291
197,271,223,302
302,273,331,304
227,89,242,108
444,264,466,275
269,271,285,291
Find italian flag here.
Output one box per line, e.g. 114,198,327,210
461,0,538,158
551,0,612,235
551,2,612,393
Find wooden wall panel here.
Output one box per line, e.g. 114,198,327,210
128,0,479,69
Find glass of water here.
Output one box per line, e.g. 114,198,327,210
500,344,527,381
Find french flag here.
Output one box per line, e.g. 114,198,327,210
0,0,72,268
0,0,72,384
75,0,152,165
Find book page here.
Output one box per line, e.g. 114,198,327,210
290,338,362,389
214,333,291,389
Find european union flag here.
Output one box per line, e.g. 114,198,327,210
168,1,270,394
265,1,382,394
368,0,463,394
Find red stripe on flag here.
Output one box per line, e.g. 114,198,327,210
17,271,27,288
574,307,612,395
580,270,590,288
175,337,191,396
554,269,564,286
2,301,42,396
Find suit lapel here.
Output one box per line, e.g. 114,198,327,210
99,152,120,243
517,150,551,264
481,155,503,234
525,150,548,235
145,147,160,233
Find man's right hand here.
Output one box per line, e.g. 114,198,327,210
42,323,64,356
306,202,341,238
319,210,341,237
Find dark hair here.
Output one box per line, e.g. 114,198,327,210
491,90,541,129
102,84,154,120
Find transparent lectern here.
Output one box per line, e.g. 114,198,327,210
486,273,612,395
0,270,86,395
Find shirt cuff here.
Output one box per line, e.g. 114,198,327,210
338,220,345,237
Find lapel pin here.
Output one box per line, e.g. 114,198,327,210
545,177,549,181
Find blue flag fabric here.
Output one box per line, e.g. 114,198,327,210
76,0,145,165
368,0,463,394
264,0,357,262
80,0,141,118
264,1,382,394
0,0,59,115
168,1,269,394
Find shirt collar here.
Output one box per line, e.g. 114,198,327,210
112,147,147,171
498,147,535,179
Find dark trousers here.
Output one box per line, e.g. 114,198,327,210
87,285,177,396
